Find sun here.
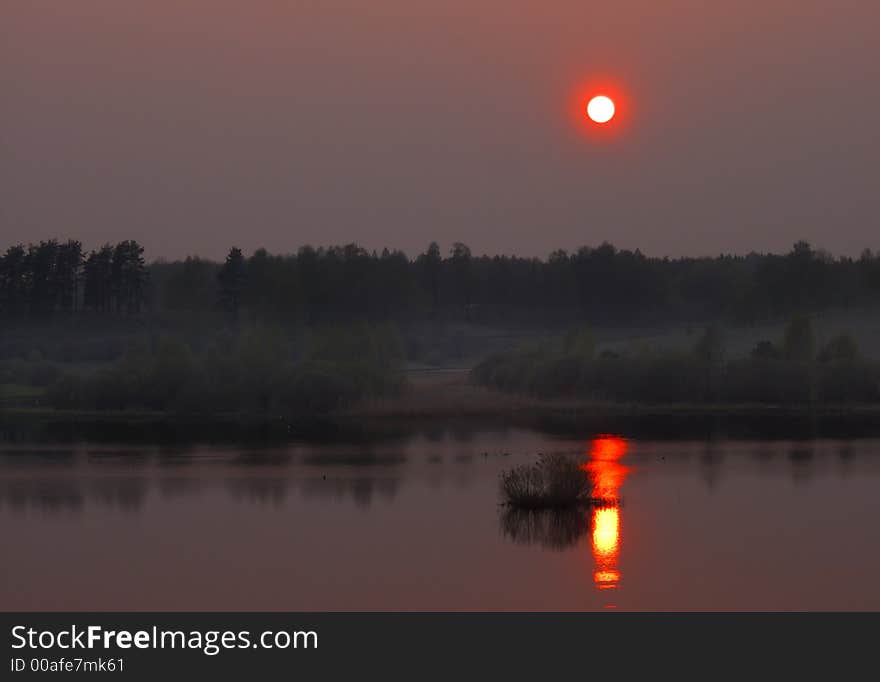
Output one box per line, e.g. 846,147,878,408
568,79,629,139
587,95,615,124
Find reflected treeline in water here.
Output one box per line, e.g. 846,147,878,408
0,437,423,513
0,478,149,514
301,451,406,467
299,476,400,508
665,439,829,489
87,477,149,511
226,477,291,506
2,433,878,518
225,475,401,508
0,473,405,514
0,480,84,513
156,477,205,500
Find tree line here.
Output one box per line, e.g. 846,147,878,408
0,239,148,318
5,238,880,325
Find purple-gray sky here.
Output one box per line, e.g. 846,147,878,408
3,1,878,260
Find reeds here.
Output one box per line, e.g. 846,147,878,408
499,453,591,509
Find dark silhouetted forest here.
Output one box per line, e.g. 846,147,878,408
4,238,880,415
0,239,148,318
4,239,880,326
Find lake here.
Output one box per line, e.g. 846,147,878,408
2,428,879,610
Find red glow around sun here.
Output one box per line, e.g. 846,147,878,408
568,77,631,140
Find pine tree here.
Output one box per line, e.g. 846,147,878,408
218,247,247,322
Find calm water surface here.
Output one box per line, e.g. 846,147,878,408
2,429,879,610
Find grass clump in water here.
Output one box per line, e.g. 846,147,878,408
500,453,591,509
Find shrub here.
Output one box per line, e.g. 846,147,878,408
783,315,815,363
563,326,595,360
473,322,880,406
0,358,61,387
817,361,880,402
528,355,585,396
693,325,725,365
46,374,84,409
42,323,405,415
472,345,549,393
500,454,591,509
142,339,194,409
818,333,860,364
750,340,781,360
722,359,812,404
284,361,360,414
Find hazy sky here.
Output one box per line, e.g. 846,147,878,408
3,1,878,260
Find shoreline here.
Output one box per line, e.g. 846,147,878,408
4,371,880,443
6,368,880,422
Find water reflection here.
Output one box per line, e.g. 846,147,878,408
584,436,629,504
497,435,632,595
299,476,400,508
0,481,84,513
591,507,621,590
500,508,589,550
584,437,630,595
0,474,408,514
5,432,880,610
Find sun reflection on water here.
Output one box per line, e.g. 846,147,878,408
584,436,630,599
592,507,621,590
592,506,620,559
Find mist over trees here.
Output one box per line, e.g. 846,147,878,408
473,317,880,405
45,323,405,415
4,239,880,326
4,237,880,414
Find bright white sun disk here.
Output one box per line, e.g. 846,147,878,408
587,95,615,124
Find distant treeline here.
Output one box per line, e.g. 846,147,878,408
472,318,880,404
4,239,880,325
